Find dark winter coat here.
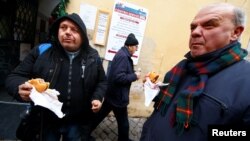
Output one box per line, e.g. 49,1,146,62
105,46,137,108
140,56,250,141
5,13,107,124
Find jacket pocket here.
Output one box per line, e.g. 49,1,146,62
201,92,228,116
192,92,229,134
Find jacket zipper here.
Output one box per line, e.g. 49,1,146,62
49,58,60,87
50,63,58,82
84,53,97,76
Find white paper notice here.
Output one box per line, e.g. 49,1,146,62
95,12,109,45
79,4,97,30
143,79,169,107
29,88,65,118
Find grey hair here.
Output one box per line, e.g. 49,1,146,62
233,7,246,27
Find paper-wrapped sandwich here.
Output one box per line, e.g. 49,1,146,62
27,78,64,118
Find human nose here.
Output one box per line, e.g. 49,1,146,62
191,26,202,37
65,27,73,35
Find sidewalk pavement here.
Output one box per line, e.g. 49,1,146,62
92,115,146,141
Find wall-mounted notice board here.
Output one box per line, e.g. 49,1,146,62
93,10,110,46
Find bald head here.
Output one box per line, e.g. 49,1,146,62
198,3,246,27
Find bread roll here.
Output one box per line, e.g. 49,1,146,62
148,72,159,83
28,78,50,93
143,72,159,84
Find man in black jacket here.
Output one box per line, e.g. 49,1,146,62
5,13,107,141
91,33,140,141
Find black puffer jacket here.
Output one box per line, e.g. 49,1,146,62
5,13,107,123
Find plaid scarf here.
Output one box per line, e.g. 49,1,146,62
154,41,247,134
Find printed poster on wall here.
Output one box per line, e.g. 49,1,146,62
104,0,148,65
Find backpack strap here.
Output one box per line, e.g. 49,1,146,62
38,43,52,55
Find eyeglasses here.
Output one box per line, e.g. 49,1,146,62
128,45,138,49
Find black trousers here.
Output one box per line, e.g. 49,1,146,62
92,101,130,141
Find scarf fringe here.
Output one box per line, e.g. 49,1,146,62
160,103,168,116
176,118,198,135
176,122,185,136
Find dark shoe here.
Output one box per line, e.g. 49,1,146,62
89,135,96,141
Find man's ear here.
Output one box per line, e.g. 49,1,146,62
231,26,244,41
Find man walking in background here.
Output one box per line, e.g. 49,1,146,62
92,33,140,141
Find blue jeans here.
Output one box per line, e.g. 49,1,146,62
42,123,91,141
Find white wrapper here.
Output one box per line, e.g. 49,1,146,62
143,78,169,107
29,88,65,118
